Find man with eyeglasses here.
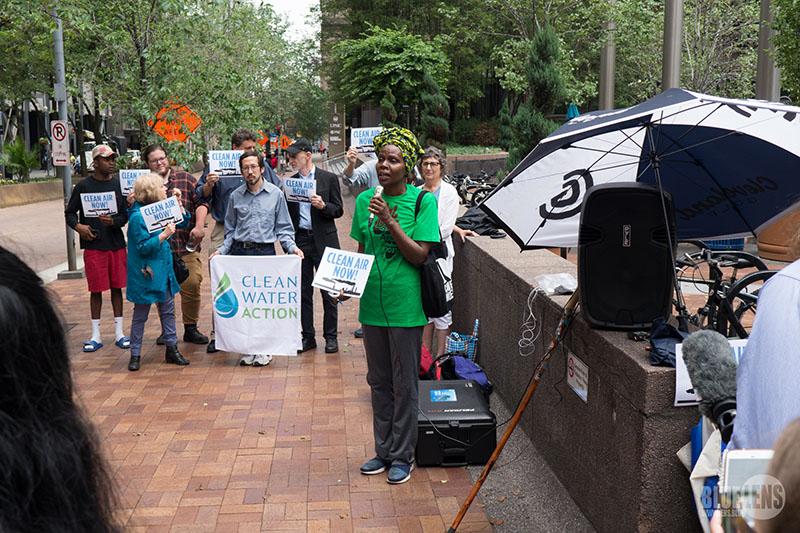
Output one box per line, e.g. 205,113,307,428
142,144,210,346
197,129,282,352
211,150,303,367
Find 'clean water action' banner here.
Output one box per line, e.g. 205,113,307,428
210,255,302,355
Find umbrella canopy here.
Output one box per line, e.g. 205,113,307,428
481,88,800,249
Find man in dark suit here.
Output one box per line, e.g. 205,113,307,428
286,138,344,353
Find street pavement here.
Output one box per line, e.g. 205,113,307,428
1,168,596,531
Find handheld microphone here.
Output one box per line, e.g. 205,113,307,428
368,185,384,222
681,330,738,443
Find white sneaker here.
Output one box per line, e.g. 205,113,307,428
252,354,273,367
239,354,255,366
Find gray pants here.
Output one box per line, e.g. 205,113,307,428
130,297,177,357
363,325,423,465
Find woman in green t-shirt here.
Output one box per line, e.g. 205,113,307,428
350,128,441,484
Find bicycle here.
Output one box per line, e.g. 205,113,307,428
445,171,497,207
674,241,775,338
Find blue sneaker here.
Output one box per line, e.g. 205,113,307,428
387,461,415,484
360,457,389,475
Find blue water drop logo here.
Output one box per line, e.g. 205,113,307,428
213,273,238,318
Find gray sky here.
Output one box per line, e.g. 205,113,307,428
264,0,319,41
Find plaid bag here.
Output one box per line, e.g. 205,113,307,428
446,332,478,361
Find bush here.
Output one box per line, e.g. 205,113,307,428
473,120,499,147
452,118,480,145
1,138,40,182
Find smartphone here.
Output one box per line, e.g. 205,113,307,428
720,449,774,494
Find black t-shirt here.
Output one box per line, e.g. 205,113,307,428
64,175,128,250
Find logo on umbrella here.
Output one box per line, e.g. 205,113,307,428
539,169,594,221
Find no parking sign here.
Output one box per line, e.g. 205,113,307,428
51,120,70,166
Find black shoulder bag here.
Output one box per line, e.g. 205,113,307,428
415,190,454,318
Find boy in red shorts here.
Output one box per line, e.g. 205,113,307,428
65,145,130,352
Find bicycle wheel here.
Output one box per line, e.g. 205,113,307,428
723,270,777,338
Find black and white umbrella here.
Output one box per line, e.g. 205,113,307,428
481,88,800,249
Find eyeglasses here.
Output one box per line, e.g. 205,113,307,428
421,161,440,168
241,165,261,172
149,156,168,165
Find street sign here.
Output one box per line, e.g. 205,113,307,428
51,120,70,166
279,135,292,150
147,101,202,143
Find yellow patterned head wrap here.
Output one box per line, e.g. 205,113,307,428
373,127,424,178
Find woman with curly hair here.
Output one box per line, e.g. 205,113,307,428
350,127,441,484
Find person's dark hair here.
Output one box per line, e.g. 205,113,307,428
0,246,118,532
231,128,258,148
142,143,167,164
239,150,264,170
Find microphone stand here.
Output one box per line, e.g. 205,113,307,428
447,290,580,533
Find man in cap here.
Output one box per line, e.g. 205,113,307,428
286,138,344,354
65,144,130,353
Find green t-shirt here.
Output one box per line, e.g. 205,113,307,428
350,185,440,327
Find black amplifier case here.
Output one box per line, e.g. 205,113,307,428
417,380,497,467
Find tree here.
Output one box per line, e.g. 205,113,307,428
419,74,450,147
508,26,565,168
775,0,800,97
328,26,449,126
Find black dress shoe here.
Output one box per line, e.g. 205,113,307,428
156,334,165,345
165,345,190,366
206,339,219,353
183,324,209,344
325,338,339,353
353,328,364,339
128,356,140,371
297,338,317,353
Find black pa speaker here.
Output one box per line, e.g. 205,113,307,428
578,183,675,330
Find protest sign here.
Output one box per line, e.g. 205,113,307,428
208,150,244,175
350,127,383,153
140,196,184,233
311,247,374,297
119,169,150,195
674,338,747,407
284,177,316,203
210,255,302,355
80,192,118,217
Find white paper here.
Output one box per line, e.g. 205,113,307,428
674,338,747,407
80,192,118,217
284,177,316,203
311,247,375,298
210,255,302,355
566,352,589,403
119,169,150,195
350,127,383,153
140,196,184,233
208,150,244,175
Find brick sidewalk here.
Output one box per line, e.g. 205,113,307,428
51,190,492,532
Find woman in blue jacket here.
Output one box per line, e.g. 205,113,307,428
126,173,189,371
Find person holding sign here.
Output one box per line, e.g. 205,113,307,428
286,138,344,354
64,144,130,353
197,129,283,354
125,173,190,371
211,150,304,367
350,128,440,484
143,144,211,346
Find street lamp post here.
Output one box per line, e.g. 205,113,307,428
52,1,82,279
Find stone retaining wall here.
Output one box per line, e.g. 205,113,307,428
450,237,701,533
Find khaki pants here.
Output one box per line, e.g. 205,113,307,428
209,220,225,254
177,251,203,325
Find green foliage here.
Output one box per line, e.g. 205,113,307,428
445,144,504,155
419,74,450,147
1,138,40,182
507,26,565,169
452,118,480,145
775,0,800,97
329,26,449,122
498,100,513,151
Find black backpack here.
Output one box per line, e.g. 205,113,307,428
415,190,454,318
